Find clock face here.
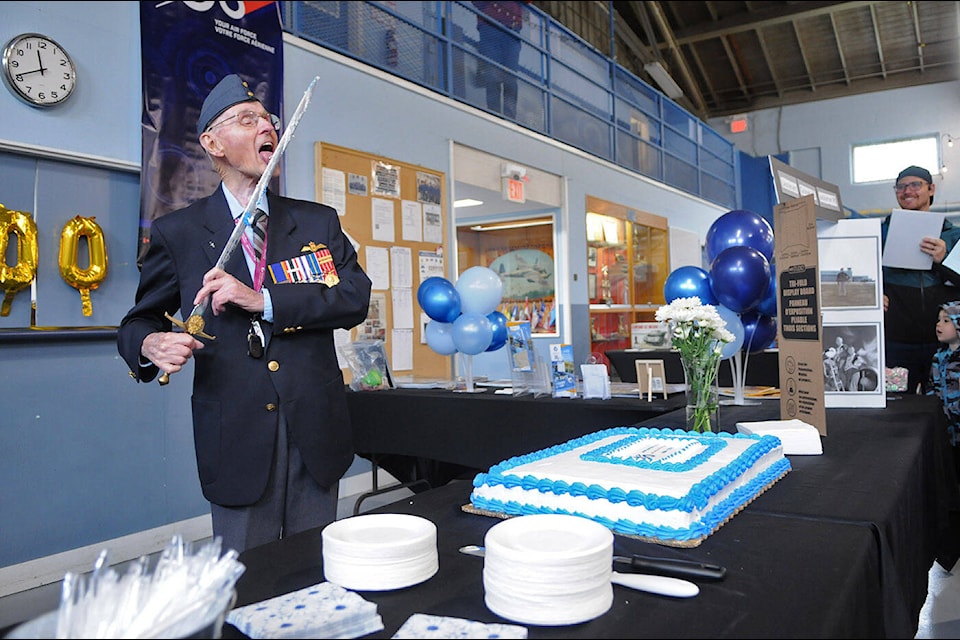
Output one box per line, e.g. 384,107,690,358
2,33,76,107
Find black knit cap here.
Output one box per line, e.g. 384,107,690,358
197,74,258,137
896,165,933,184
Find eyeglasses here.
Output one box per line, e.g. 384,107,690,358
893,180,928,193
207,110,281,132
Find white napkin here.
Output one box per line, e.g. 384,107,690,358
736,419,823,455
392,613,527,639
226,581,383,639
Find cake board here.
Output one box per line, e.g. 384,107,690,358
461,465,790,548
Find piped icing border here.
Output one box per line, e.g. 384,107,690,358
470,426,791,543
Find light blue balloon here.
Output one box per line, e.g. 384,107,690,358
425,321,457,355
456,266,504,316
452,312,493,355
715,304,745,360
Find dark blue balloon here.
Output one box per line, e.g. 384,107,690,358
709,246,771,313
486,310,509,352
740,310,778,353
705,209,775,263
417,277,461,323
663,266,717,305
756,271,778,317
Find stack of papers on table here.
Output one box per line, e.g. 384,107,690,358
736,419,823,455
226,582,383,639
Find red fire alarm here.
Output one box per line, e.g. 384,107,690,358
730,117,748,134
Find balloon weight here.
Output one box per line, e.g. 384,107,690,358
663,265,717,305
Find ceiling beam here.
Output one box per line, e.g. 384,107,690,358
828,13,851,85
868,4,888,79
646,1,708,116
669,1,879,46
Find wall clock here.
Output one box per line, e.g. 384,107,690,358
2,33,76,108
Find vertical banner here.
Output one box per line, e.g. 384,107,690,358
139,1,283,265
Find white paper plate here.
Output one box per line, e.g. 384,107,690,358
322,514,438,591
482,514,614,626
484,513,613,560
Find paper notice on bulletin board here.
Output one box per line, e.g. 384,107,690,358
321,167,346,216
419,250,444,281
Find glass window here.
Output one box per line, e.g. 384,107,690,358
852,136,939,183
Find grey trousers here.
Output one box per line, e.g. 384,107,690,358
210,411,338,554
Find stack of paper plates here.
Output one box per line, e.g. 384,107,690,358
482,514,614,626
322,514,438,591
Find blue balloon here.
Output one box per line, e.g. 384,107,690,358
756,271,778,317
715,304,745,360
456,266,504,316
452,312,493,355
418,277,461,323
425,321,458,355
705,209,775,263
741,310,778,353
663,266,717,305
709,246,771,313
486,310,509,352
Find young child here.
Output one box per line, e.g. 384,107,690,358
927,301,960,478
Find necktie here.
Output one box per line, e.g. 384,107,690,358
251,208,268,262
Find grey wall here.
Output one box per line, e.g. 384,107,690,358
707,81,960,215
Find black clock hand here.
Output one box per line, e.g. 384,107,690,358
16,67,44,78
36,49,46,76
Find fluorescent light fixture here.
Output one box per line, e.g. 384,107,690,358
467,218,553,232
644,61,684,99
454,198,484,208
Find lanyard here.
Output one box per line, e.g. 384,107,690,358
236,218,268,292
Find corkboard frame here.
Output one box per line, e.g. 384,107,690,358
316,142,452,380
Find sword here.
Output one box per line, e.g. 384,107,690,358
158,76,320,385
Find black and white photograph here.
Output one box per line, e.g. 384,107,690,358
821,323,882,394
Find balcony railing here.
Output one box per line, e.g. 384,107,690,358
280,1,738,209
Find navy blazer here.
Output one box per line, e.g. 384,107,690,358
118,189,372,505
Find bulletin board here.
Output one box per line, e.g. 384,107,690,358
315,142,451,380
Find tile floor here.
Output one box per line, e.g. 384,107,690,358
1,485,957,638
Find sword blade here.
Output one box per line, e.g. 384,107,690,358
188,76,320,321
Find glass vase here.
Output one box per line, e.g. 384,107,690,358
680,352,721,433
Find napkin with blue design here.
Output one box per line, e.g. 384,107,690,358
226,581,383,639
392,613,527,638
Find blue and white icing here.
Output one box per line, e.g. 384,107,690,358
470,426,791,543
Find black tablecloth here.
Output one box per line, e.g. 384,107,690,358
220,392,960,639
226,480,884,639
607,348,780,387
347,387,684,494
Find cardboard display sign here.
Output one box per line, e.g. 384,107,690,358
773,195,827,435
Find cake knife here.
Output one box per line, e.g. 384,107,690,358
613,554,727,581
458,545,699,598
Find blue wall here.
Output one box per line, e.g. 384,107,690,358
0,1,725,570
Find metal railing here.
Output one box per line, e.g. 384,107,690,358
280,1,738,209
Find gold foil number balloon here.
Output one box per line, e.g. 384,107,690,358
0,204,39,316
59,215,108,316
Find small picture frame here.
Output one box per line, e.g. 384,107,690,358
587,246,598,267
588,273,597,300
635,359,667,401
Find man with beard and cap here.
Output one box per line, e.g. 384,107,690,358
881,165,960,394
118,74,372,553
